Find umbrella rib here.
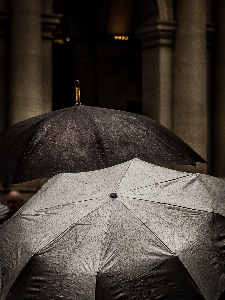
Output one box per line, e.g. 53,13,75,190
120,201,174,255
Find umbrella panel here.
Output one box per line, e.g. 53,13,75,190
6,200,204,300
96,257,205,300
1,159,225,300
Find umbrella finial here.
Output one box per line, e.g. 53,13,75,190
75,80,81,106
110,193,117,198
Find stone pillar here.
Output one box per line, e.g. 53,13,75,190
135,21,176,130
213,1,225,178
0,3,8,133
0,1,8,196
8,0,43,126
173,0,208,174
206,21,216,176
41,2,62,113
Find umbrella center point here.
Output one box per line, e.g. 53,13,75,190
110,193,117,198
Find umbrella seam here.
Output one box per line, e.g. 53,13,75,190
3,122,42,183
127,174,196,192
120,196,211,214
120,201,175,255
175,255,208,299
134,255,206,299
176,213,215,258
35,224,78,255
130,255,176,279
23,197,102,214
97,200,115,272
13,111,62,183
5,256,34,299
83,106,110,165
197,174,216,199
34,200,111,255
149,121,205,164
116,159,134,190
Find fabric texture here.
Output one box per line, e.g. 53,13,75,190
0,105,205,183
0,159,223,300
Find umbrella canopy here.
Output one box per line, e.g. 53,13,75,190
0,159,224,300
0,105,205,184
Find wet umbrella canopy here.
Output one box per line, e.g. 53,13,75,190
0,159,224,300
0,105,205,183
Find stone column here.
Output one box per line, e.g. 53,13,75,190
206,21,216,176
8,0,43,126
0,0,8,196
173,0,208,174
213,1,225,178
6,1,62,198
0,2,8,133
41,1,62,113
135,21,176,130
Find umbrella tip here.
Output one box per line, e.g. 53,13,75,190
110,193,117,198
75,80,81,106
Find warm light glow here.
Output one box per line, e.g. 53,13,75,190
114,35,129,41
107,0,135,35
54,38,64,44
66,37,70,42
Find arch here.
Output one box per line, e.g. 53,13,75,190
106,0,136,35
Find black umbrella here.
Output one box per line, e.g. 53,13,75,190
0,159,224,299
0,105,205,184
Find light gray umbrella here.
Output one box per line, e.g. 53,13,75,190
0,158,224,300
